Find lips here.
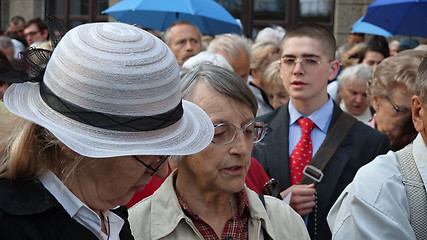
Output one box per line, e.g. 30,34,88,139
291,80,307,86
222,165,245,175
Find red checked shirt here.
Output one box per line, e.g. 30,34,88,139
177,189,250,240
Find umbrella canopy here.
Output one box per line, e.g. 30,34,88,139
362,0,427,38
103,0,242,36
352,16,392,37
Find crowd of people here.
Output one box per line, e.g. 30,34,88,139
0,15,427,240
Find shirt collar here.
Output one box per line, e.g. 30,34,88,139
39,170,124,240
177,189,250,219
288,96,334,133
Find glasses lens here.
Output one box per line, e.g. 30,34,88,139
213,123,235,145
281,58,320,72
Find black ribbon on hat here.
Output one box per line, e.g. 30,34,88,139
39,82,184,132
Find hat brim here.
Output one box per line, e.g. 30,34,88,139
4,82,214,158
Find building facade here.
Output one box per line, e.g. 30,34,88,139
0,0,409,49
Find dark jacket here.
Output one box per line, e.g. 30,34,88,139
252,102,390,239
0,178,134,240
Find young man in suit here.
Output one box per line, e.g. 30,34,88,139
252,22,390,239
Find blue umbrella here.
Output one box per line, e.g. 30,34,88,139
103,0,242,36
362,0,427,37
352,16,392,37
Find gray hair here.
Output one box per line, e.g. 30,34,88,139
255,26,286,44
0,36,13,51
337,63,372,89
207,33,252,63
170,64,258,163
367,55,420,98
181,63,258,116
416,55,427,106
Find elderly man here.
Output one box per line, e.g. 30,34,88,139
7,16,25,37
207,33,251,82
23,18,49,47
328,56,427,239
164,21,202,66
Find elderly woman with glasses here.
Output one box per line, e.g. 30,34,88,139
129,64,309,239
368,53,422,151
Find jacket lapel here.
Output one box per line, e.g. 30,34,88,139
263,104,291,190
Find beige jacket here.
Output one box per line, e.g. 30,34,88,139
129,170,309,240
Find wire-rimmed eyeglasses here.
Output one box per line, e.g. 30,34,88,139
385,96,410,113
132,155,169,176
211,121,267,145
279,57,321,72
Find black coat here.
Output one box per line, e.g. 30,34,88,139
252,102,390,239
0,178,134,240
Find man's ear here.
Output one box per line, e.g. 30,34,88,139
412,95,424,133
42,29,49,39
328,60,340,81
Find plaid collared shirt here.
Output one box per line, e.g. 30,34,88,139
177,189,250,240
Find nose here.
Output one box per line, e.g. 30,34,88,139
154,159,169,178
185,41,194,51
292,61,304,74
354,95,362,104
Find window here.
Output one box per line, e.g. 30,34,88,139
47,0,109,29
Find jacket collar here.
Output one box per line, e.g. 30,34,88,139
149,170,276,239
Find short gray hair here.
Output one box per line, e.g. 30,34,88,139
170,64,258,163
181,63,258,116
207,33,252,63
0,36,13,51
337,63,372,89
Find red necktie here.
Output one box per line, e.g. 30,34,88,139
290,118,315,185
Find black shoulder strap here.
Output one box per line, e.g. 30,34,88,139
258,194,270,240
300,112,357,185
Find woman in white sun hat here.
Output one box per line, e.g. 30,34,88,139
0,21,213,239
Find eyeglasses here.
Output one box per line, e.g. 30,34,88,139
24,30,40,38
279,57,322,72
211,121,267,145
132,155,169,176
385,96,410,113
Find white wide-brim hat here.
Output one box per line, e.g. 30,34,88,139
4,22,214,158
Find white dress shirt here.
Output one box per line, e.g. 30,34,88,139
39,170,124,240
288,97,334,157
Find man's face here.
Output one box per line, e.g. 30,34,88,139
24,23,48,46
412,95,427,144
8,21,25,37
362,51,384,70
220,49,250,82
279,36,338,108
168,24,202,66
